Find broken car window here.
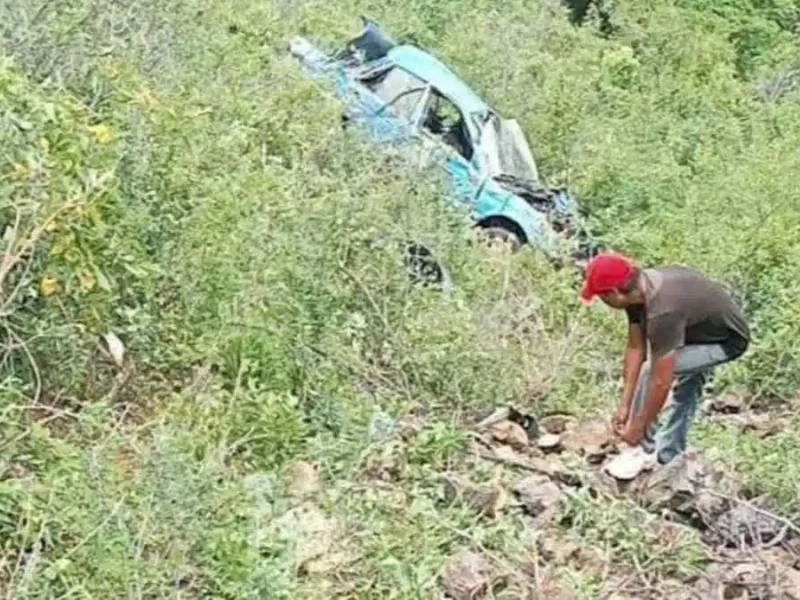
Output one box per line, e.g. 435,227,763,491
362,67,427,122
422,92,473,160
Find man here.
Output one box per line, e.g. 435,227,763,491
580,252,750,479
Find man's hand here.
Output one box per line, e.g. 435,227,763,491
617,419,646,446
612,404,630,435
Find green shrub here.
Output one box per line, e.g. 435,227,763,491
2,0,800,595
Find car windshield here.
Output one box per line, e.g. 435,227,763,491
479,116,539,183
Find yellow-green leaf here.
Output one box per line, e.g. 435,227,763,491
77,269,96,292
39,276,60,297
89,123,114,144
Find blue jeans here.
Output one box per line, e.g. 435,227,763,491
630,344,731,464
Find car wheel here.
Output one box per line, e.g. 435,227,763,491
403,242,454,297
475,226,524,251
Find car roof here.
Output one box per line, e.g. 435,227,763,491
387,45,490,116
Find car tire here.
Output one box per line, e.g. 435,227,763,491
403,242,454,298
475,226,524,251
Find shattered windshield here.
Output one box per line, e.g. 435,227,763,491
479,116,539,183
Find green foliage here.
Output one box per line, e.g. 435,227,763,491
700,418,800,511
559,488,708,581
2,0,800,595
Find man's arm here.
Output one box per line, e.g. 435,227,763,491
616,321,646,427
627,350,676,440
620,312,683,445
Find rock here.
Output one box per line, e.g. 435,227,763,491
740,412,788,439
541,415,570,434
477,443,581,487
271,503,337,568
537,533,606,579
631,450,740,518
705,409,789,440
101,332,126,368
489,420,529,450
760,549,800,598
782,568,800,600
285,461,321,504
763,547,800,570
709,393,746,414
442,474,507,518
441,551,493,600
513,475,561,516
537,433,562,451
475,406,513,430
560,420,614,464
476,406,539,439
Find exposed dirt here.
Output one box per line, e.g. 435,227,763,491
537,533,608,580
534,568,579,600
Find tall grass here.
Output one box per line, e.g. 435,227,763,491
1,0,799,596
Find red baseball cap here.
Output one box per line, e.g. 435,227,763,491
580,252,636,302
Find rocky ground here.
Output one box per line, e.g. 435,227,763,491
439,401,800,599
278,399,800,599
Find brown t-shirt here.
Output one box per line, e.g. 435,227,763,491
625,266,750,360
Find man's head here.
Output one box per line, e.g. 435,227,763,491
580,252,642,309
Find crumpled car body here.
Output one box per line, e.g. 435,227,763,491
289,17,599,265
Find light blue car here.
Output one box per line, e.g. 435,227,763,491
289,17,599,265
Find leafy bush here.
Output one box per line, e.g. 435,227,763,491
2,0,800,595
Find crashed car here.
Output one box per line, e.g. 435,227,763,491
289,17,599,265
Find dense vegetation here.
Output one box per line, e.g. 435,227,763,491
1,0,799,597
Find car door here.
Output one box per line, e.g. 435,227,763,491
417,90,500,218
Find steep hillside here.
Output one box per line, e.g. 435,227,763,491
2,0,800,597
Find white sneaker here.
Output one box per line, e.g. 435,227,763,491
604,445,657,480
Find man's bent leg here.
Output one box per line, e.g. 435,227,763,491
654,344,731,463
674,344,731,374
654,371,707,463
